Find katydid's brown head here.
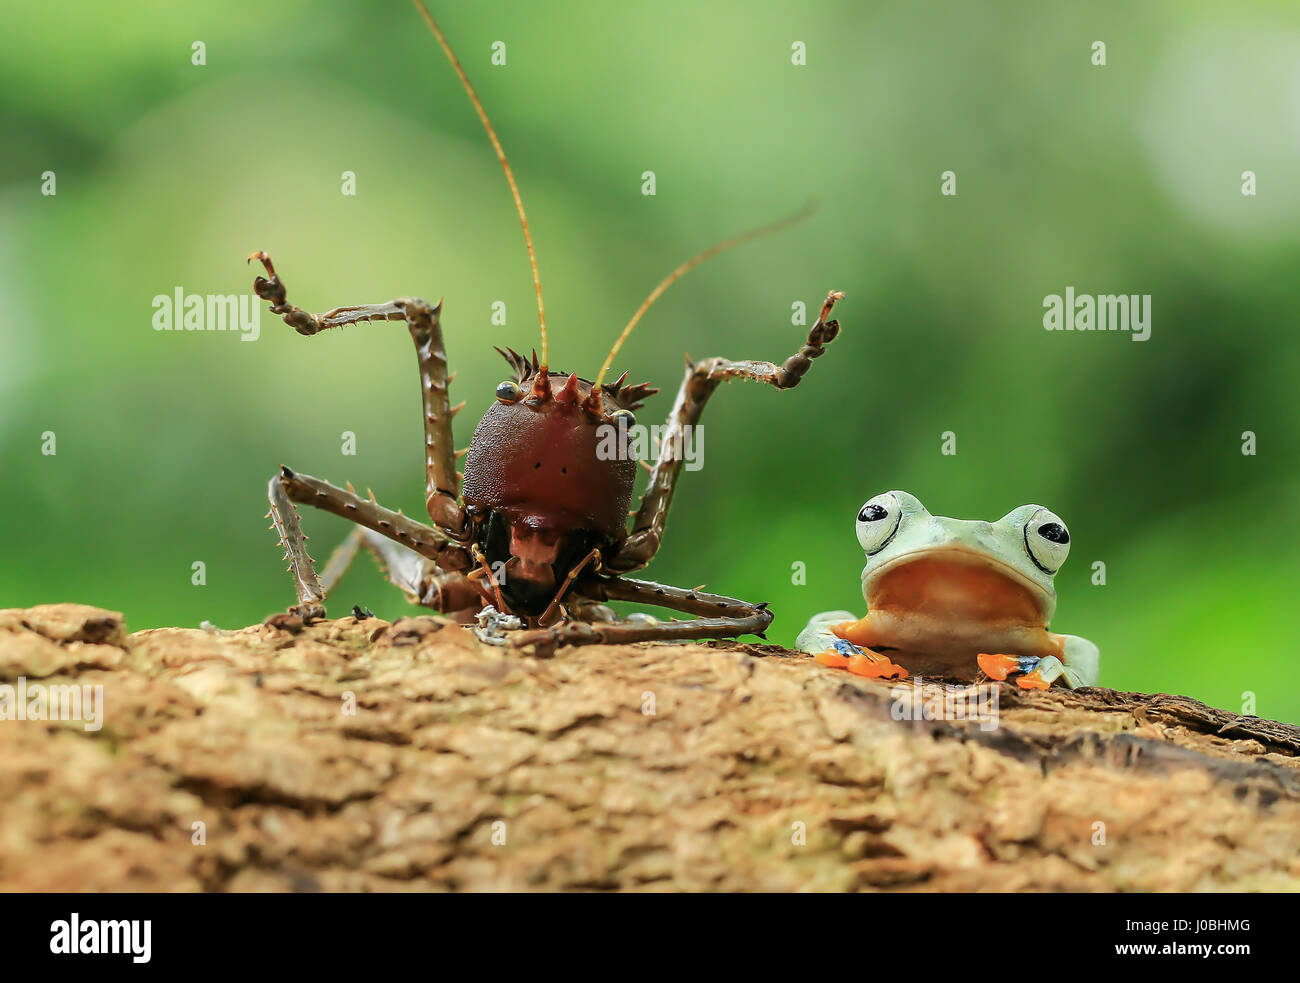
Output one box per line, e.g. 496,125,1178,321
459,347,658,613
462,346,658,537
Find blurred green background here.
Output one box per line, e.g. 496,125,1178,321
3,1,1298,720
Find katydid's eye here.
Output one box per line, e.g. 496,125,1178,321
496,380,524,403
609,409,635,427
1025,507,1070,574
856,492,902,555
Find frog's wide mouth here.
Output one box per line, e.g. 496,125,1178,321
862,546,1052,622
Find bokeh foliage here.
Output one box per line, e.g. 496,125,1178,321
3,1,1299,719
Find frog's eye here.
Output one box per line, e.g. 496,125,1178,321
609,409,636,427
856,492,902,555
496,380,524,403
1025,508,1071,574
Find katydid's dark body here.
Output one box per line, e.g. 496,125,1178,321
248,2,844,653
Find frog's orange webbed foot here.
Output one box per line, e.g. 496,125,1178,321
978,653,1058,689
815,640,908,679
977,653,1020,681
847,653,908,680
1016,670,1051,690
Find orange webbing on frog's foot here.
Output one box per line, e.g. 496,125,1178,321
815,650,852,668
1016,669,1051,690
977,652,1020,681
847,653,908,680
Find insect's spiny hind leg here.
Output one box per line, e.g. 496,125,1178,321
345,525,483,619
248,252,466,532
320,525,484,621
319,527,366,596
611,290,843,571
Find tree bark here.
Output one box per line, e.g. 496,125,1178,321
1,603,1297,891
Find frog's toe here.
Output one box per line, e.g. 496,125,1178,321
810,637,907,679
1057,638,1100,688
1017,655,1071,690
1016,669,1052,690
977,653,1020,681
796,610,857,655
847,653,908,680
815,638,864,669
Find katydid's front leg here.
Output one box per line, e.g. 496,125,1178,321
267,472,327,621
264,466,472,623
510,575,774,655
249,252,466,533
611,290,843,571
276,466,465,564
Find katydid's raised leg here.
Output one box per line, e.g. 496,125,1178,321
509,575,773,655
611,290,843,571
249,252,466,533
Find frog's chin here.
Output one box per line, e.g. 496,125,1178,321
861,546,1054,626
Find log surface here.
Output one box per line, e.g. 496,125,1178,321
1,603,1297,891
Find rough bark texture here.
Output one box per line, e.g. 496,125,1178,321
1,603,1298,892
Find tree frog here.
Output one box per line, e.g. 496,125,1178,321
797,490,1099,690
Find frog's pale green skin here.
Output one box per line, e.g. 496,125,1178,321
797,491,1099,689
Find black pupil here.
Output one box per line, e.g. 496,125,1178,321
858,504,888,523
1038,522,1069,544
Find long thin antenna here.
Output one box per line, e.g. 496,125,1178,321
594,201,818,387
412,0,548,366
